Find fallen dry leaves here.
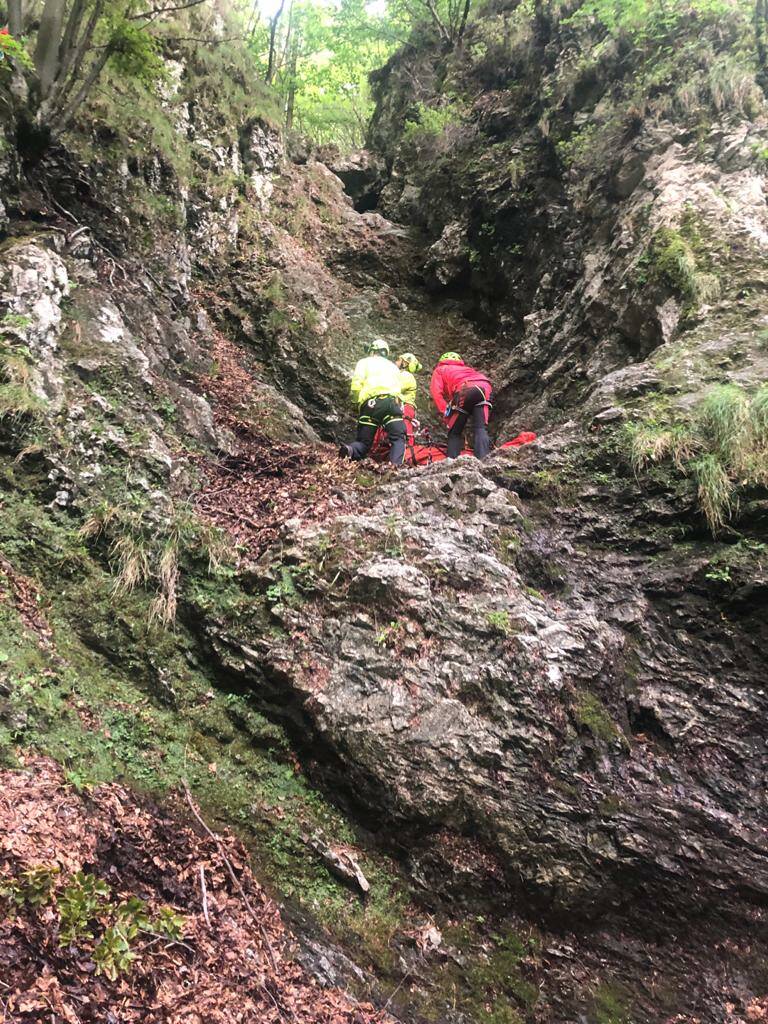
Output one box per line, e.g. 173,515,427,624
193,329,371,557
0,758,389,1024
0,551,53,647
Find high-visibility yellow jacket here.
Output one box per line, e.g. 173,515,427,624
350,355,403,408
399,369,417,408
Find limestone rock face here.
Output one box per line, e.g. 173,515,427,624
325,149,386,211
423,221,470,290
366,8,768,436
201,454,768,921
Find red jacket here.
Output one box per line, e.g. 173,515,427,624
429,360,491,415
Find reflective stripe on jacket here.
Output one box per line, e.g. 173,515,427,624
429,360,491,415
350,355,404,408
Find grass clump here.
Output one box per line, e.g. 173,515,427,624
0,345,45,423
624,420,701,474
643,226,720,310
621,383,768,533
79,499,230,624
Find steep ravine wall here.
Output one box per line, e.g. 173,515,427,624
367,0,768,435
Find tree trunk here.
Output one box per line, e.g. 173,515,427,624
39,0,105,125
34,0,67,99
457,0,471,41
50,42,112,131
284,34,298,131
756,0,768,96
8,0,23,37
265,0,286,84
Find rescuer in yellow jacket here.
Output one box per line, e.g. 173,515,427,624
396,352,422,445
339,339,406,466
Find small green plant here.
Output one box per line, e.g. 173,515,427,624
154,905,186,940
58,871,111,944
375,620,402,647
705,564,732,583
93,923,137,979
0,865,59,909
487,610,512,636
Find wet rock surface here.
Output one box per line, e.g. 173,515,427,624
201,451,768,929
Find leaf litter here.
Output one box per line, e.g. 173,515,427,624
0,757,390,1024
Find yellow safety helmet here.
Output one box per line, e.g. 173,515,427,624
438,351,463,363
398,352,423,374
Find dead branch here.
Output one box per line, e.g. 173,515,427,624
182,780,279,974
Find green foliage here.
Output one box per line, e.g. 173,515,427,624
93,923,137,979
107,20,166,84
566,0,735,47
59,871,111,944
403,101,462,144
266,565,303,607
621,383,768,533
0,30,34,72
3,859,186,980
249,0,400,149
0,865,59,909
556,124,600,170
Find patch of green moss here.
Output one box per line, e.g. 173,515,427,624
414,927,541,1024
494,527,520,565
590,981,633,1024
487,610,513,636
573,690,624,745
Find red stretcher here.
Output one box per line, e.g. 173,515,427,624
371,429,537,466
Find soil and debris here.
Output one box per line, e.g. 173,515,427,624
194,329,376,557
0,552,53,648
0,758,389,1023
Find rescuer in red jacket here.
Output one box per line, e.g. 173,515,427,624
429,352,493,459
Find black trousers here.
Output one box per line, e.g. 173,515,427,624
349,395,406,466
447,385,492,459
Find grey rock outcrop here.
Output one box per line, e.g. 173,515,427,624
201,453,768,922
